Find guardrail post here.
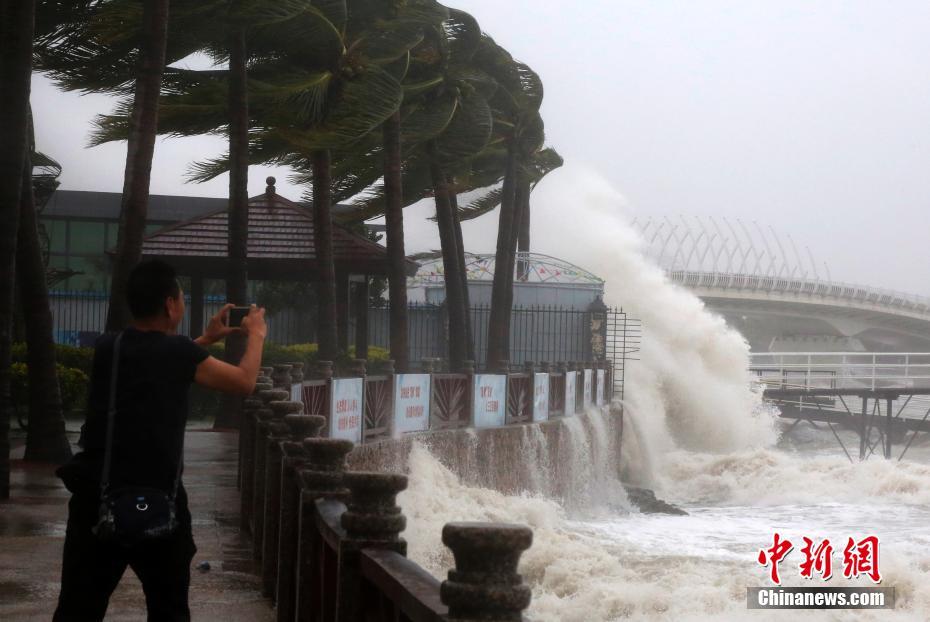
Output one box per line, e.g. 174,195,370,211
440,522,534,621
241,374,273,531
262,400,304,599
253,388,289,559
239,368,271,491
296,438,353,621
275,414,326,622
336,471,408,621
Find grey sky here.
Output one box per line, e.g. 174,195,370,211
32,0,930,295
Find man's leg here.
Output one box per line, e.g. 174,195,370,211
130,531,197,622
54,495,128,621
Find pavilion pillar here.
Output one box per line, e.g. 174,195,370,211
337,269,350,354
189,273,205,339
353,276,369,360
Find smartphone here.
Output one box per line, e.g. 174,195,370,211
227,306,251,327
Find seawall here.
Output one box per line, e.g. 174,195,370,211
347,406,624,504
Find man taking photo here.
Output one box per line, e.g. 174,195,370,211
54,259,267,621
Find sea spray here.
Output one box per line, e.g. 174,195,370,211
529,166,778,471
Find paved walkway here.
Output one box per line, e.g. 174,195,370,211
0,427,274,621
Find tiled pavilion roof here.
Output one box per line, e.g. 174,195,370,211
137,180,416,279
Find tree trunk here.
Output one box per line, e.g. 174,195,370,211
486,146,518,369
382,113,409,371
0,0,37,498
500,175,528,355
312,149,338,361
18,150,72,464
105,0,170,331
214,27,250,431
226,27,249,306
427,144,467,371
447,178,474,361
517,183,530,281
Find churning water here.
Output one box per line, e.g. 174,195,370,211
398,168,930,620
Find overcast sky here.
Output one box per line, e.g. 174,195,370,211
31,0,930,295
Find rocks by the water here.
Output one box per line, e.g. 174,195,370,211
625,486,688,515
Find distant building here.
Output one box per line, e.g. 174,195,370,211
41,190,371,291
408,252,605,310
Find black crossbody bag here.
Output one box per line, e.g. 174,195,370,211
93,332,183,545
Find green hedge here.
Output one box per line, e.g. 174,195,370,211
11,362,89,415
12,342,94,376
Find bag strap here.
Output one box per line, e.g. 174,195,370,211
99,331,123,495
99,331,185,500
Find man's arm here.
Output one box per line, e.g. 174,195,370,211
194,305,267,396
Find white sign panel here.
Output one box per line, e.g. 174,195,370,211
564,371,577,416
330,378,363,443
393,374,431,434
583,369,593,409
596,369,606,407
473,374,507,428
290,383,303,405
533,373,549,422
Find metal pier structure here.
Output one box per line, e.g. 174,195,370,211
750,352,930,462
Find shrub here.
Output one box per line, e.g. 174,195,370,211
12,342,94,376
11,362,89,416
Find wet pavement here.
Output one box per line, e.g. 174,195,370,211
0,427,274,621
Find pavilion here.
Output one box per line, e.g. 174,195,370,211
137,177,417,355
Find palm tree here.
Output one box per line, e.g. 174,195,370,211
17,118,72,464
0,0,38,499
104,0,171,331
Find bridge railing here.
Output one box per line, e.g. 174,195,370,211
749,352,930,391
669,271,930,315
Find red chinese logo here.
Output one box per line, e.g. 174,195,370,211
757,534,881,584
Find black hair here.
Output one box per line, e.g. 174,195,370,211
126,259,181,319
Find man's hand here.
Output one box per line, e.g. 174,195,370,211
240,304,268,340
195,303,238,346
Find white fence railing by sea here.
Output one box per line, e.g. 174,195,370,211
749,352,930,391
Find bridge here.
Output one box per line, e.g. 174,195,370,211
750,352,930,461
635,216,930,351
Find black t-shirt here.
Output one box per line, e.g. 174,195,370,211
79,328,209,492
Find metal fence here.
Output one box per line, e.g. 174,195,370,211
48,291,641,377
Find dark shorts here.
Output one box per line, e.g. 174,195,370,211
53,488,196,622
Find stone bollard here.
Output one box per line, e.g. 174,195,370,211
524,361,535,375
492,359,510,374
241,380,274,532
315,360,334,381
276,414,326,622
296,438,354,622
272,364,293,392
252,388,288,558
461,359,475,375
336,472,409,621
350,358,367,378
441,522,534,621
381,359,396,376
261,400,304,599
